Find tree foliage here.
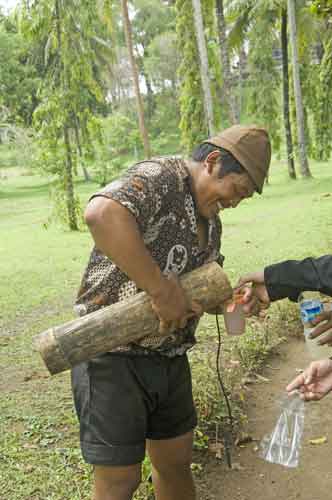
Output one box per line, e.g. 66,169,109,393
176,0,222,153
176,0,207,153
0,15,40,126
1,0,332,203
247,15,281,152
144,32,179,92
19,0,113,229
313,36,332,160
311,0,332,16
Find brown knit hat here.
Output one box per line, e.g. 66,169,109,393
204,125,271,194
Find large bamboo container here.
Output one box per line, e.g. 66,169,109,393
34,262,232,375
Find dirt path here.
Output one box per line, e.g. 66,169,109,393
200,338,332,500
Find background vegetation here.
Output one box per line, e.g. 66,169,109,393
1,0,332,498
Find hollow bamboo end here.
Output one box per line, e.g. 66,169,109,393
34,328,70,375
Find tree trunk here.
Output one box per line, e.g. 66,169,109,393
55,0,78,230
63,126,79,231
35,262,233,375
191,0,215,135
281,8,296,179
73,119,91,181
287,0,312,177
141,63,155,119
121,0,151,158
237,44,247,121
215,0,237,125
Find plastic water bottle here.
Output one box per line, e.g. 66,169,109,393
298,294,327,359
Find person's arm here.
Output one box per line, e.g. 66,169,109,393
238,255,332,307
264,255,332,302
85,196,201,334
86,197,166,296
286,358,332,401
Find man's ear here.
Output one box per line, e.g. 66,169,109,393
204,150,221,174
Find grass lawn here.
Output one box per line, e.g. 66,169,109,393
1,157,332,499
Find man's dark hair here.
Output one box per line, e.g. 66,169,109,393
192,142,246,178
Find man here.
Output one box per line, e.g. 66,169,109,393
72,125,271,500
237,255,332,402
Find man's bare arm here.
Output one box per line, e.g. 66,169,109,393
86,196,166,297
85,196,201,332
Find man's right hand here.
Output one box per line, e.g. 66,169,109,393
236,270,270,315
150,273,203,335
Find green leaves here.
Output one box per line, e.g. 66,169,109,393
18,0,115,230
0,20,40,126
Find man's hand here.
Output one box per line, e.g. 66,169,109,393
85,198,202,335
235,271,270,316
151,273,203,335
309,310,332,345
286,359,332,401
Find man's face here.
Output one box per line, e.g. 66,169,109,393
194,160,256,220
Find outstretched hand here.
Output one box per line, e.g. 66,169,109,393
286,359,332,401
235,270,270,316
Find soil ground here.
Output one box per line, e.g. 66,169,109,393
2,308,332,499
197,338,332,500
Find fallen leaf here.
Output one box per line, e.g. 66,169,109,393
239,391,245,402
309,436,327,445
23,443,38,449
231,462,244,471
23,371,49,382
208,441,224,459
254,373,270,383
24,465,35,473
235,434,253,446
242,376,255,385
266,365,280,371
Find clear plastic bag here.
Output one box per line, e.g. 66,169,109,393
259,391,305,468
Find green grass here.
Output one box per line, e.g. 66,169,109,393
221,160,332,281
2,158,331,326
0,175,99,326
1,156,332,499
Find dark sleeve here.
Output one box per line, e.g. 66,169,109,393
264,255,332,302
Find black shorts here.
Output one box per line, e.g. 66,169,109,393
71,353,197,466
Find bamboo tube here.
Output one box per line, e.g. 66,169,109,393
34,262,232,375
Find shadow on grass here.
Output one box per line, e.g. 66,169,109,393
0,183,50,201
0,178,99,201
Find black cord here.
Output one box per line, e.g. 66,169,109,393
215,314,233,468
